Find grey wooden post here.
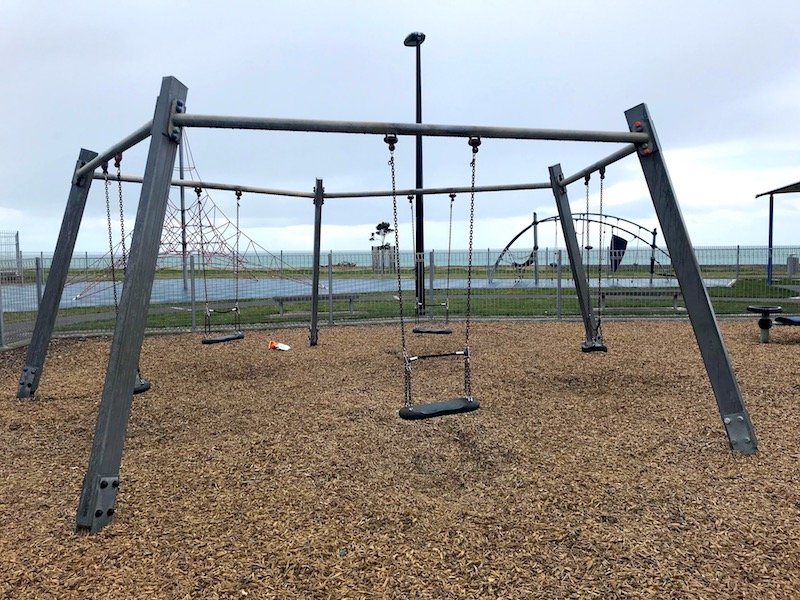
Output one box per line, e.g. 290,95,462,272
625,103,757,454
17,148,98,398
76,77,188,533
549,165,604,351
309,179,323,346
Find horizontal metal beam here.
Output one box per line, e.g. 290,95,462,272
559,144,639,187
172,113,651,144
326,181,552,199
93,173,551,199
73,121,153,183
92,173,315,199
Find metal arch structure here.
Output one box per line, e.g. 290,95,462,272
16,75,758,534
489,212,670,281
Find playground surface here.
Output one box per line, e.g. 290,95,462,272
1,319,799,598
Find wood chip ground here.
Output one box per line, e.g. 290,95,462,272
1,319,799,598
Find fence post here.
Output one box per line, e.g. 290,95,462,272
15,232,22,277
328,250,334,325
735,245,740,281
428,250,435,311
487,248,490,283
533,213,539,286
35,257,43,310
0,273,5,347
556,249,562,320
190,255,196,332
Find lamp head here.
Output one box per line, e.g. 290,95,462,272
404,32,426,47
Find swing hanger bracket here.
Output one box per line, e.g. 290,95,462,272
630,119,656,157
167,99,186,143
383,134,398,151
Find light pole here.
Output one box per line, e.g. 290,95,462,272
404,31,426,316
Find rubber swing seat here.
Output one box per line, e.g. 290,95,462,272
399,397,480,420
412,327,452,335
581,340,608,353
201,332,245,345
133,375,151,395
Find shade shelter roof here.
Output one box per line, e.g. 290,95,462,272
755,180,800,197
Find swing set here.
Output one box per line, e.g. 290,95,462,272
194,186,245,344
14,76,759,534
385,134,481,419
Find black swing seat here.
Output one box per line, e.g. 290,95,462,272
201,331,245,345
581,340,608,353
413,327,452,335
775,316,800,326
133,374,151,395
399,397,480,420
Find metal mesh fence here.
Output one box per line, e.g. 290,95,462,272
2,246,799,348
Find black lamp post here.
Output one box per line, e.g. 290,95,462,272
404,31,426,316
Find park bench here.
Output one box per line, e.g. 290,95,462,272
272,293,360,316
599,289,682,311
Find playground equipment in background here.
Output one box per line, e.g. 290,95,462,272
747,305,800,343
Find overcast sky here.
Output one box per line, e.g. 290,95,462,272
1,0,799,255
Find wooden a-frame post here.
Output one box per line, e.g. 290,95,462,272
76,76,188,532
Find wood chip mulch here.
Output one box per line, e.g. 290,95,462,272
1,319,800,599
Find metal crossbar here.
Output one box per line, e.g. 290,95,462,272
173,113,650,144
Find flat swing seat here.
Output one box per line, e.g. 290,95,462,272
581,340,608,353
399,397,480,420
775,316,800,326
133,374,151,395
201,331,245,345
413,327,452,335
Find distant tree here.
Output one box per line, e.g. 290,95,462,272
369,221,394,249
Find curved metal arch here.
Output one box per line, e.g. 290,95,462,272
490,213,671,280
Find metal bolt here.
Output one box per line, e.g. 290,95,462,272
107,508,115,516
738,416,744,422
744,437,751,443
100,480,108,489
95,509,103,518
724,417,731,424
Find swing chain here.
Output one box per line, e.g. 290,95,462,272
595,168,606,342
408,194,416,257
116,155,128,274
445,193,456,322
464,138,479,399
102,162,119,312
234,190,242,320
385,135,412,406
583,174,590,264
195,186,211,332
